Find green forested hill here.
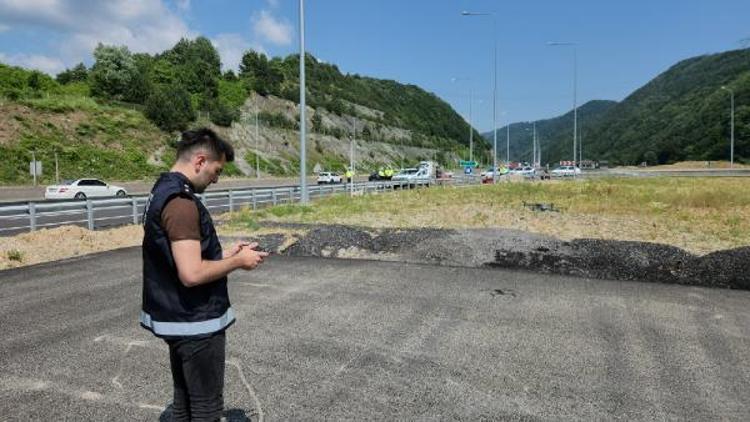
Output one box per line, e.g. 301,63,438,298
235,53,487,153
483,48,749,166
0,38,486,183
586,48,749,164
482,100,618,164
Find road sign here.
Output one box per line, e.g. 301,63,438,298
459,160,477,167
29,160,42,176
464,166,473,175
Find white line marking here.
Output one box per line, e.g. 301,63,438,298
227,358,264,422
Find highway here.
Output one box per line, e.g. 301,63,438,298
1,251,748,420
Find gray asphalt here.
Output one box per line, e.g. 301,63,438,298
1,249,749,421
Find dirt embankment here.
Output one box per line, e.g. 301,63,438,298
4,222,749,291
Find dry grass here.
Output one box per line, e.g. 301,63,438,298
0,220,302,270
0,225,144,270
230,177,750,255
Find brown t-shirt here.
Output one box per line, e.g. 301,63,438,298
162,196,201,241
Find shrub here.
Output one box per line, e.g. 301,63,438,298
145,84,195,131
7,249,24,262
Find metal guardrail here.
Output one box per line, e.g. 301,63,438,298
0,177,479,235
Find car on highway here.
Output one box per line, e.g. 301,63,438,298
551,165,582,177
391,168,419,184
481,166,510,183
316,172,343,184
45,179,128,200
511,166,536,177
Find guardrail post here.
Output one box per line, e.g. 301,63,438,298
132,198,138,224
228,190,234,213
252,189,257,210
29,202,36,231
86,200,94,230
288,187,294,204
272,189,277,206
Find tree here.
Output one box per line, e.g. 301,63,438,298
56,63,88,84
145,84,195,131
311,112,323,133
163,37,221,99
208,101,239,127
223,70,238,81
89,44,138,100
643,150,657,165
239,49,282,96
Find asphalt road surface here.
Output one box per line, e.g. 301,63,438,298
1,250,749,420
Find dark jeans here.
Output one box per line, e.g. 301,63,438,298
166,331,226,422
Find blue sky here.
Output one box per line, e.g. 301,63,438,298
1,0,748,131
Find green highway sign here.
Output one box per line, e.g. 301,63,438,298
459,160,478,167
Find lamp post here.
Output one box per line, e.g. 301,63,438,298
350,118,356,196
533,123,538,167
721,86,735,168
462,11,497,182
506,122,511,164
298,0,308,203
255,108,260,179
547,41,578,168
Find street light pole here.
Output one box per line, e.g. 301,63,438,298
255,108,260,179
351,118,356,196
506,122,510,164
547,42,578,168
462,11,497,182
469,88,473,163
298,0,308,203
721,86,735,168
533,122,537,167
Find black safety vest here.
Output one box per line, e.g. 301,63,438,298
140,172,234,338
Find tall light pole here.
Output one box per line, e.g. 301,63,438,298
547,41,578,168
462,11,498,182
533,122,537,167
298,0,308,203
721,86,735,168
506,122,511,163
451,77,474,162
255,108,260,179
350,118,356,196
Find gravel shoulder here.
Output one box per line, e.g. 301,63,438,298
4,221,749,290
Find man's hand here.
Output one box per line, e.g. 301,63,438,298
235,243,269,270
224,241,252,259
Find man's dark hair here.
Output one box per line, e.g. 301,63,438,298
176,128,235,162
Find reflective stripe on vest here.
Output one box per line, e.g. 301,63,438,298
140,307,235,337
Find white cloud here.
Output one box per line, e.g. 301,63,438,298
0,52,65,75
252,10,292,46
265,0,279,8
0,0,191,67
175,0,190,12
211,33,266,72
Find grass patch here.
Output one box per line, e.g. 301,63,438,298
226,177,750,254
19,95,101,113
267,204,313,217
6,249,24,262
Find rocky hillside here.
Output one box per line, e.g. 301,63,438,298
225,93,459,176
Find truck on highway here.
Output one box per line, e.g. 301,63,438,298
391,161,436,187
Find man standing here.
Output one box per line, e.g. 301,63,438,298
141,128,268,421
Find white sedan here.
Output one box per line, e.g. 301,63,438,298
45,179,128,200
551,166,582,177
316,172,342,184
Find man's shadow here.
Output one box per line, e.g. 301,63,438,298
159,405,252,421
